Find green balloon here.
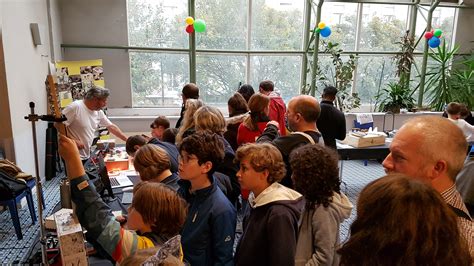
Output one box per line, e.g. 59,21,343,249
315,28,321,33
434,29,442,37
194,19,206,33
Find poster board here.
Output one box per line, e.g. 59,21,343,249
55,59,105,108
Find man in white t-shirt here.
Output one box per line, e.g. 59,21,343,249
62,86,128,160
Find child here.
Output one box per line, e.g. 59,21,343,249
58,134,187,264
289,144,352,266
177,131,237,265
133,144,180,191
234,143,303,266
125,134,179,173
446,102,474,142
237,93,271,146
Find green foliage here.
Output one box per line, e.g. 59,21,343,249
425,42,460,111
393,30,415,85
320,41,360,111
449,54,474,109
360,16,406,51
376,81,414,113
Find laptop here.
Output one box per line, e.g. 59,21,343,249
109,172,134,189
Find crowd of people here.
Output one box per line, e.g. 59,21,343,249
58,82,474,265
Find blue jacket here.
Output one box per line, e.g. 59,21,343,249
178,177,237,266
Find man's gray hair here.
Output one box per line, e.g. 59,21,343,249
84,85,110,100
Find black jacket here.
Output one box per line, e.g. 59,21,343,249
257,124,322,188
175,105,185,128
316,100,346,149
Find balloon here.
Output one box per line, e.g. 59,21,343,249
320,26,331,38
185,24,194,34
434,29,443,38
194,19,206,32
315,28,321,33
318,22,326,29
185,17,194,25
424,31,434,39
428,36,440,48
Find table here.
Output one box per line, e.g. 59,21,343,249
336,139,392,177
336,140,391,161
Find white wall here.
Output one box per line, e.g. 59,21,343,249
454,7,474,53
1,0,61,177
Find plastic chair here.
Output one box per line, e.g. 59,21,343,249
0,186,37,239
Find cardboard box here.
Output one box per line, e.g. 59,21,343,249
344,133,386,148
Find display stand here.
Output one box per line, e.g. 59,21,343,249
24,102,66,265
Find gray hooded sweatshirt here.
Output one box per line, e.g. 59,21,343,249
295,192,353,266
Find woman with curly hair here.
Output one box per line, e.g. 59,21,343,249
339,174,472,266
237,93,271,146
290,144,352,266
175,99,204,145
234,143,304,266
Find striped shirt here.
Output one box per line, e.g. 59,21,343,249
441,185,474,259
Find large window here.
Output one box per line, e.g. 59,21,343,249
249,55,302,103
251,0,305,50
128,0,188,48
196,0,248,50
196,54,246,107
126,1,459,109
130,52,189,107
320,2,358,51
359,4,409,52
415,7,456,51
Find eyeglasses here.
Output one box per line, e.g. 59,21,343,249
178,154,198,164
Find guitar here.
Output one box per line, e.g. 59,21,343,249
46,74,68,136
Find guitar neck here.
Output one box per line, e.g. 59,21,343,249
46,74,67,135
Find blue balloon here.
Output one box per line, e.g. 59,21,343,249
428,36,440,48
320,26,331,38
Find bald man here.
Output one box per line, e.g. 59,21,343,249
257,95,324,188
383,116,474,258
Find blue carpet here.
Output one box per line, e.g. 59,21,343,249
0,176,61,263
339,160,386,241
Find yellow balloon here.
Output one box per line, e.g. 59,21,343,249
185,17,194,25
318,22,326,29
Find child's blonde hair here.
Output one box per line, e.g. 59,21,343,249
133,144,170,181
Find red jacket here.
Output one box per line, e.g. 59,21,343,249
268,92,287,136
237,122,268,146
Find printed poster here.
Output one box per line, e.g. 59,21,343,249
55,59,105,107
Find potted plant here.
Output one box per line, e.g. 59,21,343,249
376,81,415,113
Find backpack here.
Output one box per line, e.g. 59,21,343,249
0,170,28,201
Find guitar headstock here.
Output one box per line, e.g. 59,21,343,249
46,75,67,136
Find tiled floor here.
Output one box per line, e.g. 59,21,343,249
0,160,385,263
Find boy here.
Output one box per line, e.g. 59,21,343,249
178,131,237,265
234,143,304,266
